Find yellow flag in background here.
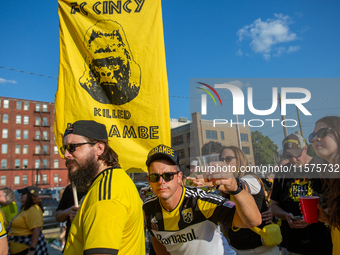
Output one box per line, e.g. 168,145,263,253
55,0,170,172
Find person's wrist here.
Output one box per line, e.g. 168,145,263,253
227,179,243,195
229,179,239,191
29,246,36,251
206,183,215,188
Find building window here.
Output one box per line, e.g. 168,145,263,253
2,144,8,154
22,175,28,184
42,160,48,168
35,175,41,184
14,176,20,185
23,116,29,125
187,133,191,143
54,174,59,183
206,130,217,140
1,176,6,186
23,130,29,139
35,131,40,139
54,146,59,154
43,131,48,140
36,103,41,112
35,145,40,154
42,174,48,184
1,160,6,169
241,133,248,142
35,117,41,126
3,100,9,109
242,146,250,155
54,160,59,168
221,131,225,140
3,114,8,123
43,145,48,154
42,104,48,112
23,159,28,169
23,145,28,154
35,160,40,169
172,135,184,146
16,115,21,124
2,129,8,139
15,145,21,154
16,101,22,110
190,147,195,157
15,160,20,169
43,118,48,126
177,149,185,159
16,130,21,139
24,102,29,111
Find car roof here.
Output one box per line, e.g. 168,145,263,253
39,195,54,199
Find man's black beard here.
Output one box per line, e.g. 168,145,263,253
67,153,99,193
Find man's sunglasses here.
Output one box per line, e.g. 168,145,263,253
148,172,180,183
308,127,332,143
286,152,302,159
220,156,236,163
60,142,96,155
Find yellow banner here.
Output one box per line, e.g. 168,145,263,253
55,0,170,172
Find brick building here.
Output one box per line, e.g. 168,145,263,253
171,112,255,175
0,97,256,188
0,97,68,190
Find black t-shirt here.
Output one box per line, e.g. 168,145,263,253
270,158,332,254
57,185,87,245
228,178,268,250
262,178,272,192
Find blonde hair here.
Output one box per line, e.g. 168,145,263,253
59,188,65,200
181,175,187,186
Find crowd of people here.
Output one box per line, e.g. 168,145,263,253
0,116,340,255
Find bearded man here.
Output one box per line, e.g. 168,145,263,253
62,120,145,255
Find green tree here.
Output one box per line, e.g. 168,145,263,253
201,141,223,155
251,131,278,165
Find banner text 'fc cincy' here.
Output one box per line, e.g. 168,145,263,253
55,0,170,172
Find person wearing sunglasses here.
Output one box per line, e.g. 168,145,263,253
61,120,145,255
143,144,261,255
210,146,279,255
311,116,340,254
270,133,332,255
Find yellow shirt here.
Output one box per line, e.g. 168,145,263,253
0,202,18,227
332,227,340,254
64,167,145,255
8,205,43,254
0,210,6,240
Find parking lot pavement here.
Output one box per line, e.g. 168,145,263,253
48,243,63,255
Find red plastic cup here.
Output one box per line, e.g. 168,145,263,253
299,196,319,223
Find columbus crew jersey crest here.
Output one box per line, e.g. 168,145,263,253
143,187,236,255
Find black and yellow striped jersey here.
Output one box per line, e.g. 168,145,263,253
64,167,145,255
0,210,6,240
143,186,236,254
